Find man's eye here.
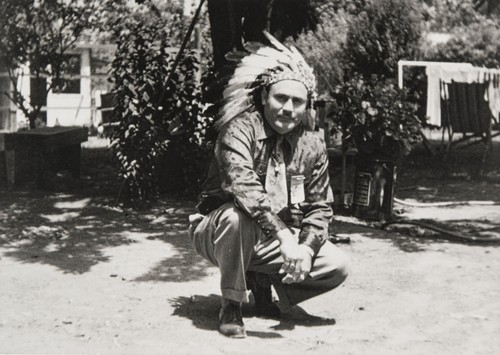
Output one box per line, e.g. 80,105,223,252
275,95,288,102
293,98,305,105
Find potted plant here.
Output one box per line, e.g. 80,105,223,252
329,74,422,220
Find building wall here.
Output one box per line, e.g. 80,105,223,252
0,73,15,131
0,44,115,132
46,48,93,127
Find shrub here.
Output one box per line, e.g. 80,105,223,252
293,8,351,93
327,0,369,15
421,0,482,32
109,21,210,203
342,0,423,79
330,75,422,159
424,21,500,68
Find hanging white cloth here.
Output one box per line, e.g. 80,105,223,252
425,63,474,127
426,65,500,127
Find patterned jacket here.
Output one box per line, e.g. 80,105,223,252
198,110,334,256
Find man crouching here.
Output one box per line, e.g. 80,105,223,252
189,32,349,338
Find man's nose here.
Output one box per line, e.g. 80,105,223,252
282,99,294,115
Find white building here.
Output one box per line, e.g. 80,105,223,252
0,43,115,133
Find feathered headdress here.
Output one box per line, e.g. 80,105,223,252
215,31,317,130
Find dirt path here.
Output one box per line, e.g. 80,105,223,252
0,187,499,355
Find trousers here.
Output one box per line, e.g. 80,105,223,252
190,202,349,305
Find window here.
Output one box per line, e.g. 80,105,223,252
52,54,81,94
91,46,115,92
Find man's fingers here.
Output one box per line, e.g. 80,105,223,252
188,214,204,237
188,213,204,224
297,272,308,282
293,267,306,282
280,259,303,278
291,261,302,279
282,273,294,283
282,271,307,284
279,260,292,274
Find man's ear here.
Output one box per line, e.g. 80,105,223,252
261,88,268,106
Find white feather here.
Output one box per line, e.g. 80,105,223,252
263,31,288,53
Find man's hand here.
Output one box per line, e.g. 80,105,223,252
188,213,204,238
275,229,313,284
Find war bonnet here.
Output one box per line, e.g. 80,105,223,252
215,31,317,130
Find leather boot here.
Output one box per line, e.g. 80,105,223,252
219,302,246,338
247,271,281,318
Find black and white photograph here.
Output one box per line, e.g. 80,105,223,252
0,0,499,353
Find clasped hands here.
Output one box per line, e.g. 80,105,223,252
275,228,313,284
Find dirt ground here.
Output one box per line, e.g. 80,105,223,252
1,136,499,355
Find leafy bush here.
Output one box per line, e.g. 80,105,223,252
326,0,369,15
301,1,423,159
293,7,351,93
109,21,210,203
424,21,500,68
330,75,422,159
421,0,482,32
342,0,423,79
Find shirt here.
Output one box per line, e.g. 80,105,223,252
199,110,334,256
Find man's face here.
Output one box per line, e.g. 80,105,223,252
261,80,308,135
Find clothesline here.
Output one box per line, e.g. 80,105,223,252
427,66,500,127
397,60,500,127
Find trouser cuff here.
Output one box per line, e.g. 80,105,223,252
221,288,251,304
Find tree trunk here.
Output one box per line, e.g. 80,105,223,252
207,0,274,70
206,0,235,71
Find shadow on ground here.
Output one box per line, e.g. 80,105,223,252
331,216,500,254
398,139,500,201
0,191,129,273
132,231,211,282
170,294,221,332
0,140,214,277
0,189,206,279
170,294,337,338
331,219,436,253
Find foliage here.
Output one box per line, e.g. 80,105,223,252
293,8,352,94
97,0,186,46
473,0,500,17
0,0,98,128
342,0,423,79
320,0,369,15
269,0,368,39
411,1,500,125
424,21,500,68
300,1,424,158
330,75,422,159
109,20,211,203
421,0,482,32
